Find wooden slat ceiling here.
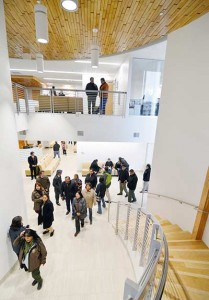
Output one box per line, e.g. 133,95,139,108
4,0,209,60
11,75,43,87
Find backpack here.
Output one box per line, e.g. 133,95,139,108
103,172,112,188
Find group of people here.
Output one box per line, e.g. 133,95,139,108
86,77,109,115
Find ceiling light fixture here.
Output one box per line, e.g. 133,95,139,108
75,60,120,66
36,53,44,73
34,2,48,43
60,0,78,12
43,78,82,81
91,45,99,68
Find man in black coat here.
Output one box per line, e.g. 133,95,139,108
53,170,62,206
53,141,60,158
117,165,129,197
85,169,97,189
85,77,98,114
28,152,38,180
118,157,129,170
61,176,77,216
127,169,138,202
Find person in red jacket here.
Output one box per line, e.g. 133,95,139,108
99,78,109,114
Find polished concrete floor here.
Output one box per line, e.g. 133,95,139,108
0,146,145,300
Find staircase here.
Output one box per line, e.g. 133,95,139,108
156,216,209,300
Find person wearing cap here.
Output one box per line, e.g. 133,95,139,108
52,170,62,206
85,77,98,114
127,169,138,202
100,78,109,114
105,158,114,174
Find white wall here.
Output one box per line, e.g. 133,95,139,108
15,113,28,132
77,142,148,171
149,13,209,242
0,0,27,280
17,113,157,144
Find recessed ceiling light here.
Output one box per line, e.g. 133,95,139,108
159,11,164,16
60,0,78,12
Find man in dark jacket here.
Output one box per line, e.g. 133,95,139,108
61,176,77,215
36,171,50,192
53,170,62,206
86,77,98,114
127,169,138,202
118,157,129,170
53,142,60,158
85,169,97,189
28,152,38,180
140,164,151,193
117,165,129,197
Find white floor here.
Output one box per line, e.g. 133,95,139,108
0,146,147,300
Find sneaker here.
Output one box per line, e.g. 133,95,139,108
50,230,54,237
97,211,102,214
43,230,49,234
32,280,38,286
37,280,43,290
56,203,61,206
66,211,70,215
117,193,122,195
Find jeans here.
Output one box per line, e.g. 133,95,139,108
99,97,107,114
54,151,60,158
142,181,149,192
75,217,84,233
30,167,36,179
97,198,105,214
128,189,137,202
32,268,42,283
88,96,96,114
88,208,92,222
55,189,60,204
120,182,128,195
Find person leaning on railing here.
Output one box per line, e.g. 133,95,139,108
99,78,109,114
85,77,98,114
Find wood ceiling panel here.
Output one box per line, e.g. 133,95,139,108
4,0,209,60
11,75,43,87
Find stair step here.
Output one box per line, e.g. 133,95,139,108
168,240,208,249
187,289,209,300
169,261,209,276
169,249,209,260
165,231,192,240
159,219,172,226
162,224,183,233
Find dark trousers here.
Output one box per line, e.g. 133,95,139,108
62,149,66,155
75,218,84,233
88,97,96,114
66,197,74,214
32,268,42,283
128,189,137,202
88,208,93,222
55,189,60,204
30,167,36,179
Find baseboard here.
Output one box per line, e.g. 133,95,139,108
0,261,18,285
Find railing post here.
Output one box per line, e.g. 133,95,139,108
144,270,157,300
14,84,20,114
24,88,29,115
148,224,159,262
124,204,131,240
115,201,120,235
139,213,151,266
132,208,141,251
50,91,53,113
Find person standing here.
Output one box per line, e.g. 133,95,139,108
36,171,50,193
28,152,38,180
100,78,109,114
13,229,47,290
103,166,112,203
90,159,101,174
38,194,54,236
118,157,129,170
53,141,60,158
85,169,97,189
105,158,113,174
53,170,62,206
72,174,82,192
61,176,77,215
117,165,129,197
32,182,44,214
140,164,151,193
85,77,98,114
52,86,57,96
82,183,96,224
95,177,106,214
9,216,28,257
61,141,67,155
73,191,87,237
127,169,138,202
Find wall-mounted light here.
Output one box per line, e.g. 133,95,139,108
36,53,44,73
34,2,48,43
60,0,78,12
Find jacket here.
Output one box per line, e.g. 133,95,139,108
127,173,138,190
36,176,50,191
85,173,97,189
105,161,113,168
28,156,38,168
100,82,109,98
143,168,151,182
53,143,60,151
53,175,62,192
102,171,112,188
61,181,77,200
38,200,54,229
9,226,26,255
73,197,87,220
14,236,47,272
85,82,98,97
72,178,82,192
31,189,43,212
95,183,106,198
90,161,100,173
119,158,129,168
82,188,97,208
119,169,129,183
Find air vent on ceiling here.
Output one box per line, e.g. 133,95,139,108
19,130,27,135
133,132,140,138
77,131,84,136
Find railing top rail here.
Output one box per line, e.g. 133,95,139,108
148,192,209,214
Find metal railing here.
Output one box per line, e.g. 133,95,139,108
108,201,169,300
12,83,127,117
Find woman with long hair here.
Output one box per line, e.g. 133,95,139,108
38,193,54,236
32,182,44,214
13,228,47,290
9,216,28,256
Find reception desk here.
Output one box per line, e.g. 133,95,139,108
37,95,83,113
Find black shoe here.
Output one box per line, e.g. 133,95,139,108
140,191,143,193
43,230,49,234
117,193,122,195
81,224,84,228
66,211,70,215
37,280,43,290
74,231,80,237
32,280,38,286
56,203,61,206
125,194,128,197
132,200,137,202
50,230,54,237
90,220,92,225
31,178,33,180
72,216,75,220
